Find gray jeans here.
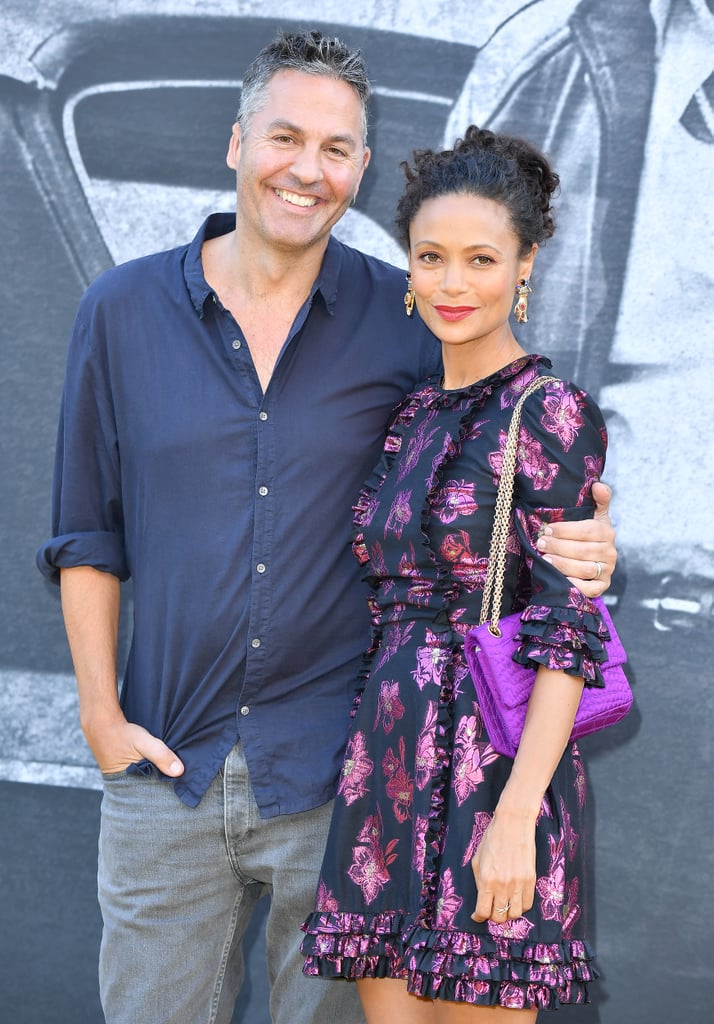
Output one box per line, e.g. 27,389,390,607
98,741,362,1024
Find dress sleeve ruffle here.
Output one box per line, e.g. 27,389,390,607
513,602,610,687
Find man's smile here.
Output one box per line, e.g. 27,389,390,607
273,187,319,208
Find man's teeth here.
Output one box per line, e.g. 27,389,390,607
274,188,318,207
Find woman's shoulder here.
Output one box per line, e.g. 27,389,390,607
512,367,608,469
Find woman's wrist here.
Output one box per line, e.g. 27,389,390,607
495,775,544,824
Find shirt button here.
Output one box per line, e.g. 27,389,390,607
251,637,261,648
240,705,250,716
232,339,241,350
258,486,268,496
259,411,268,421
256,563,266,574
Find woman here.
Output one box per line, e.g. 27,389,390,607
302,126,611,1019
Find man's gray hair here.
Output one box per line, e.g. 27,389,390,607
238,30,371,144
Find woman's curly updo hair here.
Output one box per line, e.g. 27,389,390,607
395,125,559,256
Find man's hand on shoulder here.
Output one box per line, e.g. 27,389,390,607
536,482,617,598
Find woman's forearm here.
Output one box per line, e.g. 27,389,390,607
497,666,585,821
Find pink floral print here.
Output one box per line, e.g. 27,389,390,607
536,834,566,921
373,680,405,735
488,427,560,491
432,480,478,523
337,730,374,805
560,797,579,861
577,453,605,506
315,880,339,912
414,701,438,790
374,619,415,673
461,810,493,866
384,489,412,539
435,868,464,928
440,531,488,590
540,388,585,451
346,803,399,904
383,736,414,823
412,813,429,872
488,915,535,941
561,877,582,939
398,415,440,482
452,714,499,806
347,839,396,904
411,640,449,690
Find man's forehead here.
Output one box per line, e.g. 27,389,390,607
259,69,363,118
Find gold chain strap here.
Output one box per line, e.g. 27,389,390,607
479,376,559,635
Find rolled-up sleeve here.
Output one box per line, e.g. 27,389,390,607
36,297,128,585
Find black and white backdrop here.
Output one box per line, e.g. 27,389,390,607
1,1,712,1021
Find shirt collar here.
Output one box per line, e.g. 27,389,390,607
183,212,342,319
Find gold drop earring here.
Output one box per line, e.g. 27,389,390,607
404,273,415,318
513,278,532,323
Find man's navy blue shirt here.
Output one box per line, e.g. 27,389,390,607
38,214,441,813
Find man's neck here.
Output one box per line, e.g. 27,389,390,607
201,220,331,393
203,222,329,306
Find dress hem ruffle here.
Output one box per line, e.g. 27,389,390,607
302,910,598,1009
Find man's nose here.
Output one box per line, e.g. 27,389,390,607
289,144,324,185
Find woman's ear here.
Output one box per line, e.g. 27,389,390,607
519,242,538,281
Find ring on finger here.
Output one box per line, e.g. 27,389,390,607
494,900,510,914
594,560,603,580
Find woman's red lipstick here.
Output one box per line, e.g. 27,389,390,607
434,305,477,322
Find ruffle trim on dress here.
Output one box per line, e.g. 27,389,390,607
352,389,427,536
404,924,598,1009
350,390,429,716
514,604,610,686
301,909,410,980
302,911,598,1009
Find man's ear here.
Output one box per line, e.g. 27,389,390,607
351,146,371,204
226,122,242,170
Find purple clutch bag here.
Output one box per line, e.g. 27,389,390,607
464,597,632,758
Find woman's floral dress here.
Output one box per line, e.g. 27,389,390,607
301,355,610,1010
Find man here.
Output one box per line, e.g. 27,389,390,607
37,30,617,1024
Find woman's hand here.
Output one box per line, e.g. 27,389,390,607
471,807,537,922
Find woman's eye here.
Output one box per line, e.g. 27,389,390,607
473,254,493,266
419,252,441,264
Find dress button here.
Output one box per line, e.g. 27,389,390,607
251,637,261,648
240,705,250,716
256,563,266,574
258,486,268,496
232,339,241,350
259,411,268,421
